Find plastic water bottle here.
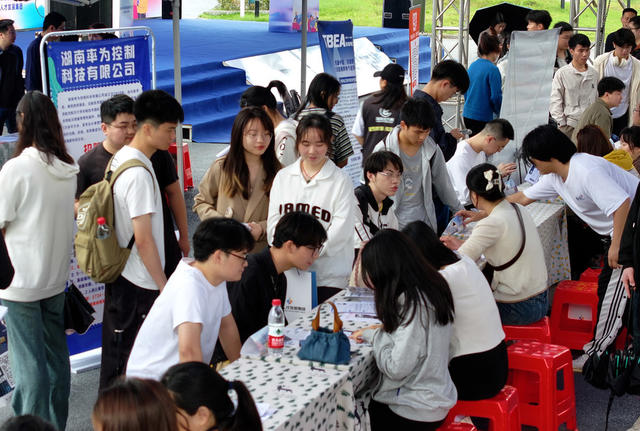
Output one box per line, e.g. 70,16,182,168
268,299,285,356
96,217,111,240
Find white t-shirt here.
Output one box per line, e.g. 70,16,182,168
524,153,639,236
126,259,232,380
605,55,633,118
446,140,486,206
110,146,165,290
352,107,365,137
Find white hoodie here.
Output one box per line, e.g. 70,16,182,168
0,147,79,301
267,158,356,288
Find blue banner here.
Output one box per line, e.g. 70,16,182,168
317,20,362,186
47,36,151,95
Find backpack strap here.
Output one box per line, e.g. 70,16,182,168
105,157,155,250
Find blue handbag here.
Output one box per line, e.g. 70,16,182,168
297,301,351,365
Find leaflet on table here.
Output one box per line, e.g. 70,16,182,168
333,299,376,314
240,326,312,357
345,286,374,298
524,165,541,184
256,402,277,420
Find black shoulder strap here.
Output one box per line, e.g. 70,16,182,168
492,203,526,271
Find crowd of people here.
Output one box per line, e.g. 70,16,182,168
1,6,640,431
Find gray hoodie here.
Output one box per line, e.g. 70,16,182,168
361,296,457,422
373,126,462,232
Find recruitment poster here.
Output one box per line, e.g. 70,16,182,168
317,20,362,187
0,0,45,30
408,5,421,95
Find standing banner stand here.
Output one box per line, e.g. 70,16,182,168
491,29,559,183
408,5,421,95
317,20,362,187
38,28,155,372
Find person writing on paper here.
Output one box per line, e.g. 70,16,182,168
126,218,254,380
226,211,327,344
162,362,263,431
446,119,516,208
441,164,548,325
267,114,356,302
350,230,456,430
507,125,639,370
403,221,507,401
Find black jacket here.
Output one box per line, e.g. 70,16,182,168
0,231,14,289
413,89,457,161
226,247,287,343
619,184,640,271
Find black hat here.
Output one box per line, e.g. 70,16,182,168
373,63,405,85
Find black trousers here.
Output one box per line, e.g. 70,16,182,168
612,109,629,138
369,400,445,431
99,276,159,389
448,341,508,401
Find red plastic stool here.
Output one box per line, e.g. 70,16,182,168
444,386,521,431
550,280,598,350
579,267,602,283
437,423,478,431
503,316,552,343
169,142,193,191
507,341,577,431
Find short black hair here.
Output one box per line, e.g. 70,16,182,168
482,119,514,141
623,8,637,16
522,124,576,164
630,16,640,28
477,32,501,56
363,151,403,184
272,211,327,249
400,98,436,129
466,163,504,202
612,28,635,48
0,415,56,431
526,10,552,29
553,21,573,33
43,12,66,32
598,76,625,97
295,113,333,158
430,60,470,93
0,19,14,33
193,218,254,262
134,90,184,127
569,33,590,50
621,126,640,150
101,94,134,124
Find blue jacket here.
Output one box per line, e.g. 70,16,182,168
463,58,502,122
25,35,43,92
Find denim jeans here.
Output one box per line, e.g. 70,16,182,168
3,292,70,431
497,290,549,325
0,107,17,134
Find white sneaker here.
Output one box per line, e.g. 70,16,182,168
627,415,640,431
572,353,589,372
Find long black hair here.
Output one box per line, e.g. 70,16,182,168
361,229,454,333
371,79,407,111
294,72,341,118
222,107,281,199
162,362,263,431
14,91,73,165
402,221,459,269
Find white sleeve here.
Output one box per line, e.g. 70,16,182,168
267,172,285,245
446,153,470,205
0,161,20,228
322,174,356,257
116,168,157,219
275,125,298,166
549,72,565,125
352,108,365,137
587,168,634,217
172,284,206,330
523,174,559,201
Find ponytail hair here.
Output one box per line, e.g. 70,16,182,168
240,80,297,117
161,362,263,431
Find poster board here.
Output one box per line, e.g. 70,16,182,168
269,0,320,33
0,0,45,30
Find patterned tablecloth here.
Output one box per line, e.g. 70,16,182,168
525,201,571,285
239,292,380,431
219,359,349,431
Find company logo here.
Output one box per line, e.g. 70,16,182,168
77,203,90,229
321,33,352,48
378,108,392,118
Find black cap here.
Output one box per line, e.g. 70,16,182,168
373,63,406,85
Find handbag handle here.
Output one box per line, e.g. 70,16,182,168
311,301,343,332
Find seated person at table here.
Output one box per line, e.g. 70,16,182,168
508,124,639,369
446,118,516,208
126,218,254,380
228,211,327,343
441,164,548,325
403,221,507,401
351,230,456,431
354,151,402,246
162,362,263,431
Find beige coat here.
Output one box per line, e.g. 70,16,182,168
593,52,640,127
193,157,269,251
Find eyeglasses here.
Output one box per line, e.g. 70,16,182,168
304,244,324,256
244,131,273,141
227,251,248,261
109,122,136,131
378,170,402,179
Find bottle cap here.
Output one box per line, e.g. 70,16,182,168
272,299,281,306
97,217,106,225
